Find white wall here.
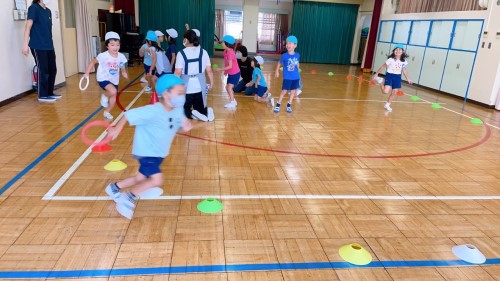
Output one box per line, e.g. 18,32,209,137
242,0,260,53
0,1,65,102
468,0,500,106
87,0,110,38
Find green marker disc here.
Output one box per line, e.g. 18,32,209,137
197,198,224,214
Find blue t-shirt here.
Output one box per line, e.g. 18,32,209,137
124,103,185,157
141,44,153,66
280,52,300,80
166,43,177,64
27,3,54,50
252,68,267,87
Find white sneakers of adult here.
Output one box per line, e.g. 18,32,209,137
100,94,109,108
384,103,392,112
224,100,237,108
207,107,215,122
192,110,209,122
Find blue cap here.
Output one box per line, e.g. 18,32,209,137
394,43,405,49
146,30,157,42
156,74,185,95
287,35,298,44
222,35,236,45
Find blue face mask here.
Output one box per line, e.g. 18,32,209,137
166,92,186,108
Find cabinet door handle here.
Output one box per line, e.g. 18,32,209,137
456,64,460,69
432,59,435,65
412,56,415,61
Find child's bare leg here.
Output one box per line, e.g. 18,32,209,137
387,89,397,104
129,173,163,196
116,173,147,190
226,84,235,101
104,84,117,113
289,90,296,103
278,90,287,103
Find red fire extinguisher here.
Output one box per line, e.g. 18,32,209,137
32,65,38,90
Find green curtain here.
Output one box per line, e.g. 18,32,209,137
139,0,215,57
291,1,358,64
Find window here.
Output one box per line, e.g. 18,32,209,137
258,13,278,45
224,10,243,39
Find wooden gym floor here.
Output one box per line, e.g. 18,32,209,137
0,59,499,280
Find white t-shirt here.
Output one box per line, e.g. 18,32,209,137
175,46,211,94
385,58,408,75
96,51,128,85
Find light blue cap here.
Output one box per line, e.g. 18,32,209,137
222,35,236,45
287,35,298,44
146,30,157,42
394,43,405,49
156,74,185,95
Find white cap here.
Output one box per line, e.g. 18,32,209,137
193,29,200,37
155,30,164,36
255,56,264,65
105,31,120,41
166,28,178,39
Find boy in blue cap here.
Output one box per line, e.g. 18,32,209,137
105,74,193,219
275,35,300,113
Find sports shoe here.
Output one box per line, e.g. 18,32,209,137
38,97,57,103
105,183,121,202
296,89,302,96
264,92,271,99
224,100,237,108
274,102,281,113
103,111,113,120
49,94,62,99
140,77,148,83
116,192,137,219
269,97,275,108
207,107,215,122
373,77,384,84
100,94,109,108
286,102,292,113
145,86,152,92
384,103,392,112
192,110,209,122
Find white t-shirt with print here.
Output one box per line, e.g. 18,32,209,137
385,58,408,75
96,51,128,85
175,46,211,94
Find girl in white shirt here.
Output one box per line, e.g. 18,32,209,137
373,44,413,112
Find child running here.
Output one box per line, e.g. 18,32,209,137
85,31,128,120
105,74,193,219
138,30,158,92
372,43,413,112
218,35,240,108
275,35,300,113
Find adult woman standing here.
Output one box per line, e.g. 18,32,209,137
174,29,215,122
22,0,60,103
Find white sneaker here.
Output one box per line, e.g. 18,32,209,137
103,111,113,120
374,77,384,84
264,92,271,99
100,94,109,108
384,103,392,112
145,86,152,92
192,110,209,122
296,89,302,96
207,107,215,122
115,193,136,219
224,100,237,108
140,77,148,83
105,183,120,202
232,100,238,107
269,97,275,108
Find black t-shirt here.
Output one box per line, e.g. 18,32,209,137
28,3,54,50
238,58,253,83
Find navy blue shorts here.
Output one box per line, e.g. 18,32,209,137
137,156,164,177
248,85,268,97
144,64,156,76
98,81,118,91
227,73,241,85
155,72,165,78
282,79,300,91
384,73,402,89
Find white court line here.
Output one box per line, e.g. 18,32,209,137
43,88,146,200
404,93,500,130
43,195,500,201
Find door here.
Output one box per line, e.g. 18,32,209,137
409,21,430,46
451,20,483,52
393,21,411,44
372,42,391,74
428,20,454,49
378,21,394,42
404,45,425,83
440,50,476,97
419,47,448,90
60,0,78,77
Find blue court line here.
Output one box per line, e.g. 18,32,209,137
0,259,499,278
0,74,142,195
